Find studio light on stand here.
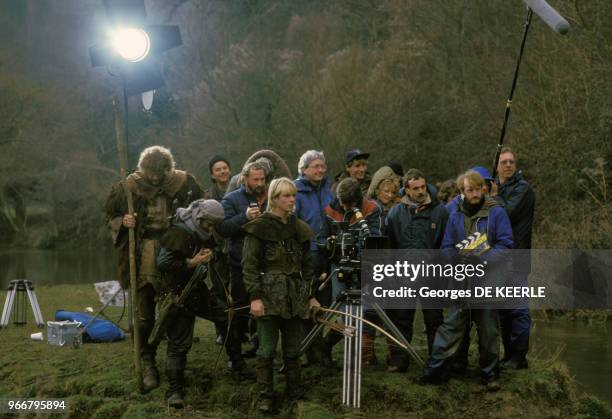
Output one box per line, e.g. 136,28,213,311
88,0,182,389
89,0,182,154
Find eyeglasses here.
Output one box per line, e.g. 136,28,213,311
309,163,327,170
499,159,515,166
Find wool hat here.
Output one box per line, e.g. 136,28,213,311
175,199,225,227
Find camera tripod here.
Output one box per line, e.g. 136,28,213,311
1,280,44,328
302,286,423,409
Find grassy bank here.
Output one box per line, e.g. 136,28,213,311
0,284,610,418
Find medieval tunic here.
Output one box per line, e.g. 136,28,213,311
242,213,315,320
105,170,204,290
242,212,315,362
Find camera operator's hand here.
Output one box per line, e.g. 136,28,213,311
187,249,213,269
250,299,265,317
326,235,336,252
122,213,137,228
245,206,261,220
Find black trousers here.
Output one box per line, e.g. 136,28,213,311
137,283,158,360
227,264,250,362
386,308,443,366
166,310,196,374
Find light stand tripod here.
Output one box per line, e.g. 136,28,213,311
1,280,44,328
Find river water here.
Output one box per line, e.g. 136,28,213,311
0,249,610,405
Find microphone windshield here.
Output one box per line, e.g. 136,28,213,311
523,0,570,34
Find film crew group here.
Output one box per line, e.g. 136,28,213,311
106,145,535,407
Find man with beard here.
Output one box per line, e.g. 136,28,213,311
382,169,447,372
491,147,535,369
446,166,494,373
420,171,513,389
205,155,232,201
331,149,372,196
218,161,268,376
105,146,203,392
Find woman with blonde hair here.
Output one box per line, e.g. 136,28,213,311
242,177,320,412
368,166,400,223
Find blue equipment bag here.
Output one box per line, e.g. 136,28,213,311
55,310,125,343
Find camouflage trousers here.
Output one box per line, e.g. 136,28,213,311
256,316,304,361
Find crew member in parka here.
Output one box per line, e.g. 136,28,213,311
242,177,320,413
105,146,203,392
420,171,513,389
491,146,535,369
382,169,447,372
156,199,228,408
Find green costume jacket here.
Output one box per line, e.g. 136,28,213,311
242,213,315,319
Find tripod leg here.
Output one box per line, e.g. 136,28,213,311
343,302,351,405
1,288,16,328
352,303,357,407
26,287,44,328
355,304,363,408
373,303,424,367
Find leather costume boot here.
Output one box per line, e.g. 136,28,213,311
255,359,274,413
166,358,186,408
283,358,304,400
362,333,377,366
167,373,185,408
141,356,160,392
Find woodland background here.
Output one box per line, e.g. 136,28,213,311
0,0,610,249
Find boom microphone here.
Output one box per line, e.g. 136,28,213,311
523,0,570,34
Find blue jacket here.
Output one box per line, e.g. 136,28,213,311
442,198,513,292
217,185,267,267
446,195,462,215
294,176,335,251
442,198,513,262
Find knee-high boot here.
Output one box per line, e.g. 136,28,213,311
255,358,274,412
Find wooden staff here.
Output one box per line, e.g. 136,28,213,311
112,96,142,390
